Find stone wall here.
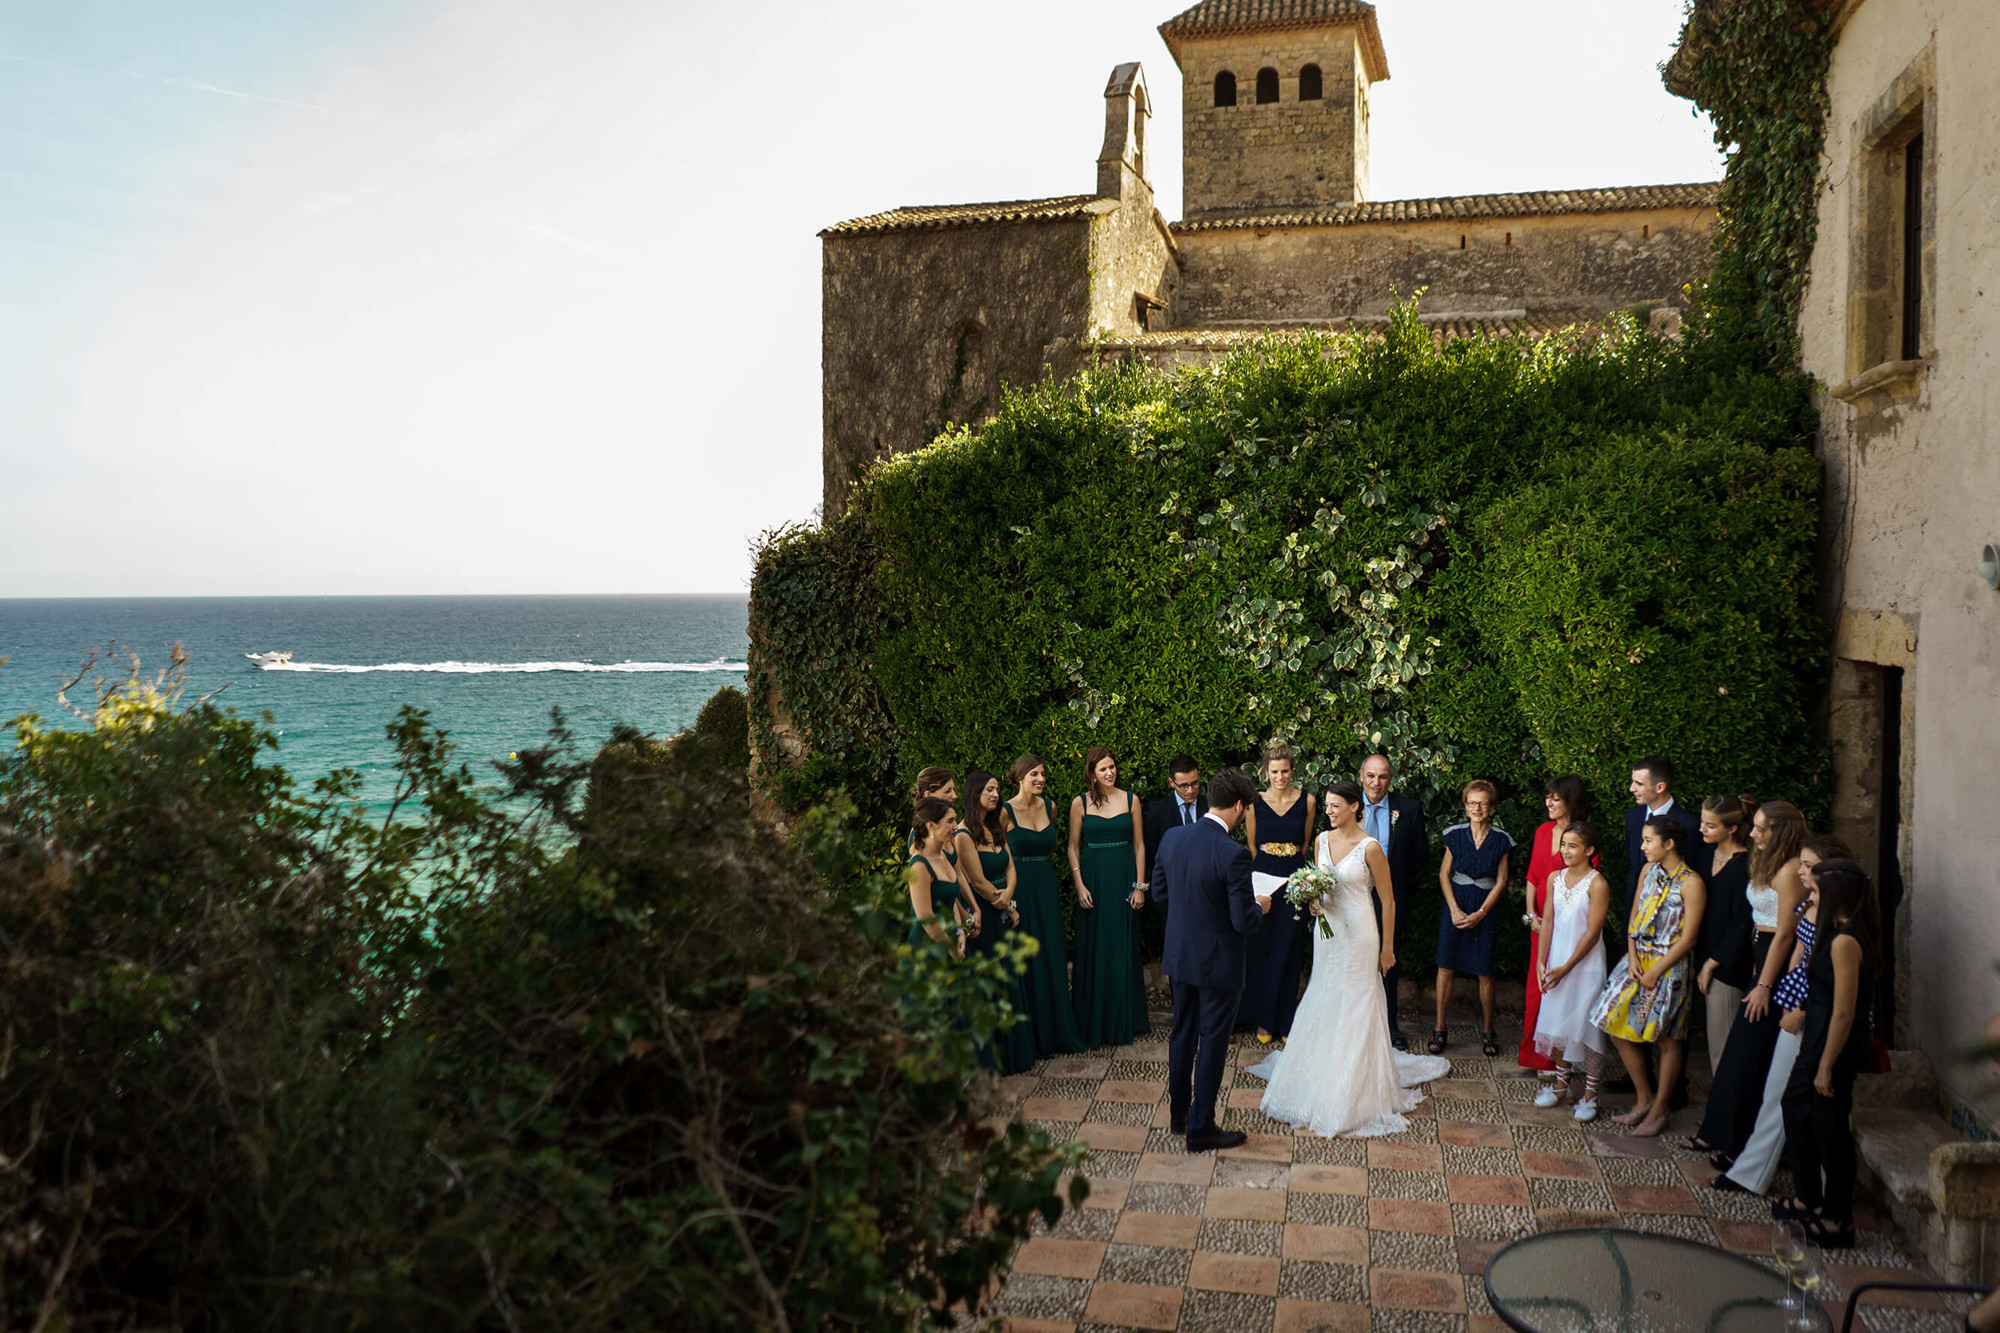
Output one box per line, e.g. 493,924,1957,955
1799,0,2000,1126
1178,28,1370,218
820,218,1093,513
1171,205,1716,325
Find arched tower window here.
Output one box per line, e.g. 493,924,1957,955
1255,67,1279,104
1213,70,1236,107
1299,64,1322,100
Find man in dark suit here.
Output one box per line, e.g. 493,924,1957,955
1144,755,1207,951
1624,755,1705,919
1150,766,1269,1151
1359,754,1427,1050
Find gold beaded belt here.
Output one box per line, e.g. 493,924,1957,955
1260,842,1300,857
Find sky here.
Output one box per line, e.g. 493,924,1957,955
0,0,1725,598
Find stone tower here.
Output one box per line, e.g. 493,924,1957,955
1159,0,1390,220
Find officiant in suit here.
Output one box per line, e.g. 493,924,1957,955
1144,755,1207,949
1150,766,1268,1151
1359,754,1427,1050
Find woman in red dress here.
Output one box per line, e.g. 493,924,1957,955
1521,775,1593,1076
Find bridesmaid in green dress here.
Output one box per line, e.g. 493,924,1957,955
907,796,969,955
1067,746,1150,1047
959,770,1038,1074
1004,754,1086,1058
908,767,981,946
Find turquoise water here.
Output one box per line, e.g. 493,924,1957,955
0,595,748,795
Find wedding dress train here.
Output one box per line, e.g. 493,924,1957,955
1245,833,1450,1136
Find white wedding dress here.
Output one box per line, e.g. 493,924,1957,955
1246,833,1451,1136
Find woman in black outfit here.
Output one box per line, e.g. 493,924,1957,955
1777,857,1879,1247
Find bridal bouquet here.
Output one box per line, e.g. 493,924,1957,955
1284,866,1340,939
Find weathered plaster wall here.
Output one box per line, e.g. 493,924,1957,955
821,219,1092,512
1172,206,1716,324
1178,28,1369,217
1800,0,2000,1124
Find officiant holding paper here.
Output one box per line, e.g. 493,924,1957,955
1239,741,1316,1045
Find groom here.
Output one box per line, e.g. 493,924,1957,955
1150,766,1270,1151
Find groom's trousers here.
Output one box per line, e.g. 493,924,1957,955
1170,979,1243,1134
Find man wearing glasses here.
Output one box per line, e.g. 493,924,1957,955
1145,755,1208,973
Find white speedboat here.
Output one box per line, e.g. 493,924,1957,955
245,651,293,667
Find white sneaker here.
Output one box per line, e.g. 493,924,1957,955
1573,1097,1599,1122
1534,1085,1564,1108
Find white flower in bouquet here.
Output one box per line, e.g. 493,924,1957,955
1284,866,1340,939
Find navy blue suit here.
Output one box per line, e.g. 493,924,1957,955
1151,815,1264,1134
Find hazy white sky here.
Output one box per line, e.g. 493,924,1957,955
0,1,1722,597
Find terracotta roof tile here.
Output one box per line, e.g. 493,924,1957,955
1158,0,1388,80
1174,182,1720,231
821,195,1103,237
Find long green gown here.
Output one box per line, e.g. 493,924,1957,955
906,854,963,949
965,841,1039,1075
1005,799,1086,1058
1071,792,1150,1048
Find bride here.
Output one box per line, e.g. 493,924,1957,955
1247,779,1450,1135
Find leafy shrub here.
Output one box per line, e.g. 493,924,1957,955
749,307,1830,954
691,683,751,772
0,658,1072,1330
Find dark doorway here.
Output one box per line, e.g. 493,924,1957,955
1877,665,1905,1043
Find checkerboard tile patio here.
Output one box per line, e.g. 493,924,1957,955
983,1003,1970,1333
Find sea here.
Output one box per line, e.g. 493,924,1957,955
0,596,749,799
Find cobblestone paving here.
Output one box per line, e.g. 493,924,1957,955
985,1005,1967,1333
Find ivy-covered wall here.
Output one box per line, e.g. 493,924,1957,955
751,307,1829,965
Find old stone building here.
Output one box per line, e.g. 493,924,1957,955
820,0,1720,511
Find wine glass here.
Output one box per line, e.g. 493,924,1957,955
1772,1221,1807,1312
1790,1248,1827,1331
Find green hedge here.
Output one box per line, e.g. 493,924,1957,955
750,309,1830,969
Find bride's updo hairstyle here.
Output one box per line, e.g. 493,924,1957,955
910,796,955,846
1324,779,1365,825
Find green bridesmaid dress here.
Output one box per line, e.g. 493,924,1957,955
966,841,1039,1075
1072,792,1150,1048
1005,799,1086,1058
906,853,963,950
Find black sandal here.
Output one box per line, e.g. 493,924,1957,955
1800,1214,1856,1248
1679,1136,1716,1154
1428,1029,1448,1055
1481,1031,1501,1057
1708,1150,1736,1172
1709,1174,1751,1194
1771,1195,1817,1220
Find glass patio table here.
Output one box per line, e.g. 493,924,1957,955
1484,1228,1830,1333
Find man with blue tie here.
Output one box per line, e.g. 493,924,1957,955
1143,755,1207,901
1360,754,1428,1051
1150,766,1269,1151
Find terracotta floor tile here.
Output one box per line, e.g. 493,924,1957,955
1098,1079,1167,1104
1506,1102,1585,1127
1276,1298,1370,1333
1152,1101,1177,1128
1519,1150,1601,1180
1022,1096,1091,1122
1829,1265,1951,1309
1113,1211,1203,1249
1189,1249,1282,1296
1013,1237,1107,1280
1043,1057,1112,1080
1082,1280,1184,1331
1607,1183,1702,1215
1216,1158,1291,1189
1136,1152,1215,1185
1208,1186,1288,1221
1429,1078,1499,1100
1370,1141,1444,1171
1470,1315,1513,1333
1228,1087,1268,1109
1534,1208,1621,1231
1283,1222,1369,1265
1585,1131,1668,1159
1676,1156,1720,1187
1455,1235,1509,1275
1446,1173,1532,1207
1078,1177,1130,1210
1710,1218,1778,1253
1221,1131,1293,1162
997,1320,1078,1333
1072,1121,1150,1153
1292,1165,1368,1195
1367,1197,1455,1235
1370,1266,1468,1312
1439,1121,1515,1149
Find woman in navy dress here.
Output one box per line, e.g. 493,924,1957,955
1431,779,1514,1056
1241,741,1316,1044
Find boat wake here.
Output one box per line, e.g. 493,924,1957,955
255,659,748,675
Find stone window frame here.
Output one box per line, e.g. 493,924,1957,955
1831,44,1934,414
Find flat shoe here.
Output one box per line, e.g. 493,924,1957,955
1572,1098,1599,1122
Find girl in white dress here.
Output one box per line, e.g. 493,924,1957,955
1249,781,1450,1137
1531,822,1611,1120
